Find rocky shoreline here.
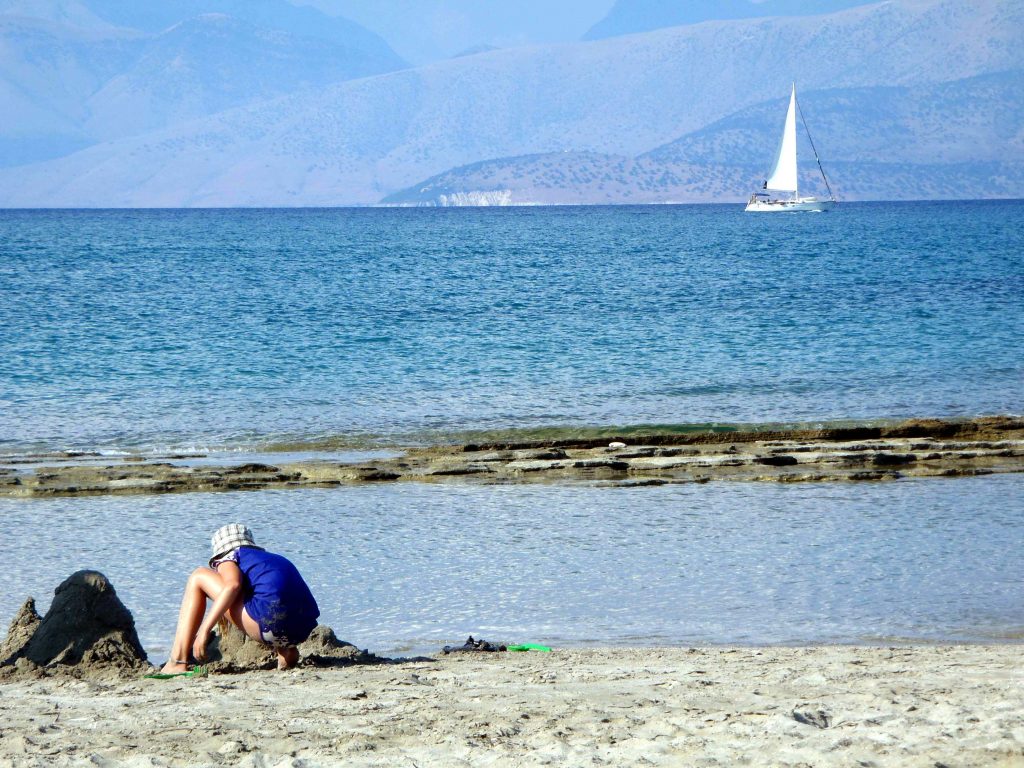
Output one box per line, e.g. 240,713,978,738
2,416,1022,498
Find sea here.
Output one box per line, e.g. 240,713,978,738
1,201,1022,657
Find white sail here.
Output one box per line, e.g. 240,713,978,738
765,84,798,194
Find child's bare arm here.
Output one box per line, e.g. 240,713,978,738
193,561,244,661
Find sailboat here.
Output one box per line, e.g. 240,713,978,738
746,84,836,212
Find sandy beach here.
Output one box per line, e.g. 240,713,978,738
1,644,1021,767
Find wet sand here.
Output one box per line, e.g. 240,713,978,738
1,645,1021,767
2,416,1023,498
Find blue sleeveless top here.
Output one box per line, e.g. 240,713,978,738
216,546,320,643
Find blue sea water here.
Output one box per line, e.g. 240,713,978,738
1,201,1021,455
1,202,1023,652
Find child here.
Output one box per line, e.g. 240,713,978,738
160,524,320,672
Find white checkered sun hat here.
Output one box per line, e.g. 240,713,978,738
210,523,261,566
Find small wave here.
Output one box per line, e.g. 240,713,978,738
182,417,902,454
0,415,973,463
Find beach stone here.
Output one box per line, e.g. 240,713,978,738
4,416,1022,499
627,456,697,470
507,460,567,472
792,707,832,729
222,463,280,474
0,571,147,673
217,741,246,755
513,448,568,461
754,455,799,466
871,452,917,466
350,467,401,482
571,458,629,470
608,447,657,458
425,463,493,476
657,447,700,457
471,451,514,462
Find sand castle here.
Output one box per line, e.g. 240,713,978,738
0,571,148,679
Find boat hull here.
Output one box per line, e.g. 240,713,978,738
745,198,836,212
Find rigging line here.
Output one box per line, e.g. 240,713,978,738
796,96,836,202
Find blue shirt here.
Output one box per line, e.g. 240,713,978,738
215,546,320,642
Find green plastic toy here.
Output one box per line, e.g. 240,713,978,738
144,666,209,679
506,644,552,652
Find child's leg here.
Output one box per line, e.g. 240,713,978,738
276,645,299,670
162,567,240,672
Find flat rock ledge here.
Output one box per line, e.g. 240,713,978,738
2,417,1022,498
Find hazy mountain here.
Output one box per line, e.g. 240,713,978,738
0,0,405,166
648,71,1024,168
0,0,110,28
0,0,1020,206
584,0,877,40
83,14,407,139
293,0,614,64
0,16,140,165
82,0,403,58
384,71,1024,205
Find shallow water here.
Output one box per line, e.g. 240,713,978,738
2,474,1021,657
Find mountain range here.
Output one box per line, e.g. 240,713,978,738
0,0,1021,206
0,0,405,166
384,71,1024,205
298,0,615,64
583,0,876,40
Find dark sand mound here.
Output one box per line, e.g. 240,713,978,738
209,622,385,672
0,571,148,679
300,625,385,667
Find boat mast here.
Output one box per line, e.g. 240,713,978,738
792,83,798,201
796,90,835,202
